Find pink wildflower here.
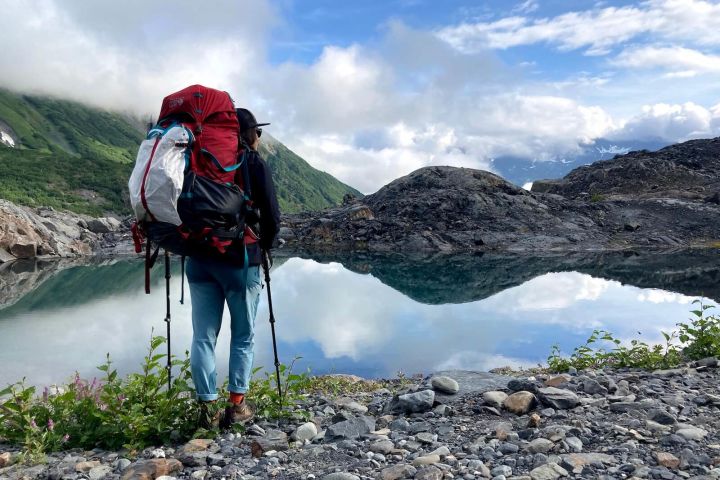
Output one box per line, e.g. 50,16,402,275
62,434,70,443
47,419,54,431
30,418,37,429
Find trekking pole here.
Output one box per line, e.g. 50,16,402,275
164,250,172,391
261,250,282,407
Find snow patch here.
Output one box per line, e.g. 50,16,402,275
0,130,15,147
522,182,533,191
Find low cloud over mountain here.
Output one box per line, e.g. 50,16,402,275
2,0,720,193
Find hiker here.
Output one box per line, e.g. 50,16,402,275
186,108,281,429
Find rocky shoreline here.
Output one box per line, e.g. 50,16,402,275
0,200,131,264
3,362,720,480
2,137,720,260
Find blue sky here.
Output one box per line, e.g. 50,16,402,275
2,0,720,191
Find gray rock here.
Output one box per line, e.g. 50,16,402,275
582,379,608,395
508,378,539,393
323,474,360,480
537,387,580,410
530,462,568,480
696,357,719,368
483,391,508,408
503,391,538,415
369,440,394,454
527,438,555,454
390,418,410,431
415,432,435,444
564,437,583,453
336,397,369,414
412,454,441,466
397,389,435,413
608,401,647,412
648,409,677,425
430,375,460,394
379,464,416,480
491,465,513,477
560,453,618,474
114,459,131,471
88,465,113,480
675,425,708,441
415,465,443,480
428,445,451,456
292,422,319,442
325,415,376,441
10,242,36,259
430,370,513,403
250,429,289,457
86,217,120,234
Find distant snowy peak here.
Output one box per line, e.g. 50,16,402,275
594,144,631,157
492,137,670,186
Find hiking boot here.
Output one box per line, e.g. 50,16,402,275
222,399,255,428
197,401,223,430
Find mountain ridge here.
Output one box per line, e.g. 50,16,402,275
0,88,359,215
283,136,720,252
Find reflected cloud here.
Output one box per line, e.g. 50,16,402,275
501,273,613,311
435,351,529,372
0,253,717,387
637,290,695,304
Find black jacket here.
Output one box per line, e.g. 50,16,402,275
240,149,281,266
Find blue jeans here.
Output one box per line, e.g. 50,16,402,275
186,257,263,401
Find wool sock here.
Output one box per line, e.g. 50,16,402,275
229,392,245,405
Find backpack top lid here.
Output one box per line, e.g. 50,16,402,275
158,85,238,127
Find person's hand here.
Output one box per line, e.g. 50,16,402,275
263,249,274,269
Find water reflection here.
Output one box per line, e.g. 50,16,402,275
0,249,717,387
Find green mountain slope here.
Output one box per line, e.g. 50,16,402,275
260,136,360,212
0,89,360,215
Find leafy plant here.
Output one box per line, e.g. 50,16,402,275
247,358,312,420
677,300,720,359
590,193,606,202
548,301,718,372
0,333,197,458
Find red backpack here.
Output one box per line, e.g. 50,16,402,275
129,85,253,293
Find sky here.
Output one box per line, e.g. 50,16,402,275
2,0,720,193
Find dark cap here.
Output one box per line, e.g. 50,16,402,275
236,108,270,131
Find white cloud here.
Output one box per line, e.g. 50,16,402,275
613,45,720,76
437,0,720,55
1,0,718,193
0,0,272,112
513,0,540,15
609,102,720,141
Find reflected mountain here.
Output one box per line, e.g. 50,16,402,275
0,255,291,318
293,249,720,305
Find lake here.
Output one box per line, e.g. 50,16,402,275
0,249,718,388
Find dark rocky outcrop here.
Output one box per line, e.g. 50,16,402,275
532,138,720,201
283,137,720,252
283,168,608,252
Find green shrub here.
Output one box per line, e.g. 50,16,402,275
0,337,321,460
0,334,197,460
548,300,719,372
